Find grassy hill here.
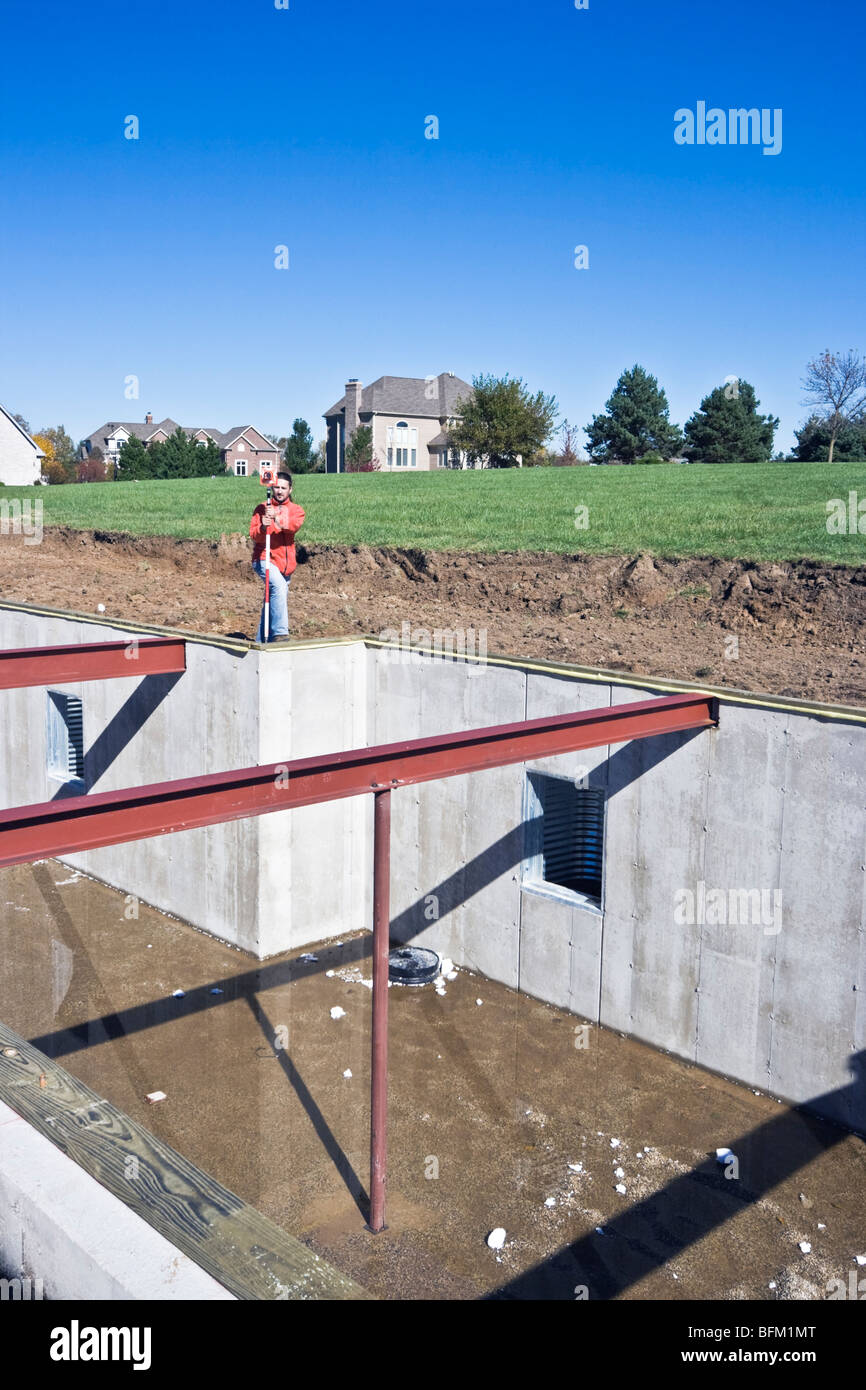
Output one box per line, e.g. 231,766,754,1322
3,462,865,564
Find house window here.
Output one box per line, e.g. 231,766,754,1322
46,691,85,786
523,771,605,908
389,422,418,466
235,461,247,476
237,441,246,452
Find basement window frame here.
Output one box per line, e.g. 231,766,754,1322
521,769,605,913
46,690,86,792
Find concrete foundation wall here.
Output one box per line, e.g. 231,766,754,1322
367,653,866,1132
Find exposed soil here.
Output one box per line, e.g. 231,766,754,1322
3,527,866,706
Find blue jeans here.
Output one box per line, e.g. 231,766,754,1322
253,558,291,641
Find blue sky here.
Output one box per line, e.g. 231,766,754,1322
1,0,863,453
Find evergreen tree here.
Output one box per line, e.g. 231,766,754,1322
794,413,866,462
345,424,377,471
283,418,316,473
115,433,153,480
683,380,779,463
585,366,682,463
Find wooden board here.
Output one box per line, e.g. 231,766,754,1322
0,1020,373,1300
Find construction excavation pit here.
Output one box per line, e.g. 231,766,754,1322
0,598,864,1302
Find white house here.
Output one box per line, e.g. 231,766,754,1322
0,406,44,485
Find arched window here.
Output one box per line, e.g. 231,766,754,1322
387,421,417,468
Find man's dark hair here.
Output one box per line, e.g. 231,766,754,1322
277,469,292,486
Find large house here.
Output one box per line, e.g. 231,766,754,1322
0,405,44,484
323,373,478,472
81,415,280,477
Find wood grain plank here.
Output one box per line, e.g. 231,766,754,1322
0,1020,374,1300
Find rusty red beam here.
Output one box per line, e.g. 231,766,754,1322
0,692,717,867
0,638,186,690
368,789,391,1234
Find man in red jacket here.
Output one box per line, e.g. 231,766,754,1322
249,470,306,642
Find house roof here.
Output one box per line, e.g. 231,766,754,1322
0,404,45,456
427,430,451,448
84,420,276,451
85,418,182,444
324,373,473,420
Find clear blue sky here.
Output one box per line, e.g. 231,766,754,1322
1,0,863,453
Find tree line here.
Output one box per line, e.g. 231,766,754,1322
445,350,866,466
8,416,324,483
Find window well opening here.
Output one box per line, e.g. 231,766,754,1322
46,691,85,786
524,771,605,908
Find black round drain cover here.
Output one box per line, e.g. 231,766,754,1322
388,946,441,986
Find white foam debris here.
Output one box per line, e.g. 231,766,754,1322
855,1255,866,1266
172,989,185,998
476,998,483,1006
440,957,454,976
486,1228,506,1250
325,970,335,978
798,1241,812,1254
768,1280,777,1290
209,988,223,995
614,1166,625,1179
343,1069,352,1079
594,1226,607,1236
715,1147,735,1164
610,1138,621,1149
335,941,344,948
817,1223,826,1231
636,1151,644,1158
329,1006,346,1020
54,874,82,886
446,971,458,981
97,603,106,612
300,953,318,963
614,1183,627,1195
544,1197,556,1208
145,1091,166,1104
568,1163,583,1174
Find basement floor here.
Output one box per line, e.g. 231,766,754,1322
1,860,864,1301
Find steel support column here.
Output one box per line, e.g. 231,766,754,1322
368,787,391,1233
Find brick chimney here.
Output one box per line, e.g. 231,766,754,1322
145,413,153,425
344,380,361,442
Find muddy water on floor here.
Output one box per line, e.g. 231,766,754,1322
1,861,863,1300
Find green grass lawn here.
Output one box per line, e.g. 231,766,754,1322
3,462,866,564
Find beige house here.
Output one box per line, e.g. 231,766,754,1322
82,415,280,477
324,373,478,472
0,405,44,485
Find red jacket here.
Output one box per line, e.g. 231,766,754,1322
250,500,306,577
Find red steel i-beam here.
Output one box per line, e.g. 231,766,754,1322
0,693,717,866
0,638,186,690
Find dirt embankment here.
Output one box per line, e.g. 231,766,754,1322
2,527,865,706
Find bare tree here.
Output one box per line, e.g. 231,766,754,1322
802,349,866,463
555,418,587,466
